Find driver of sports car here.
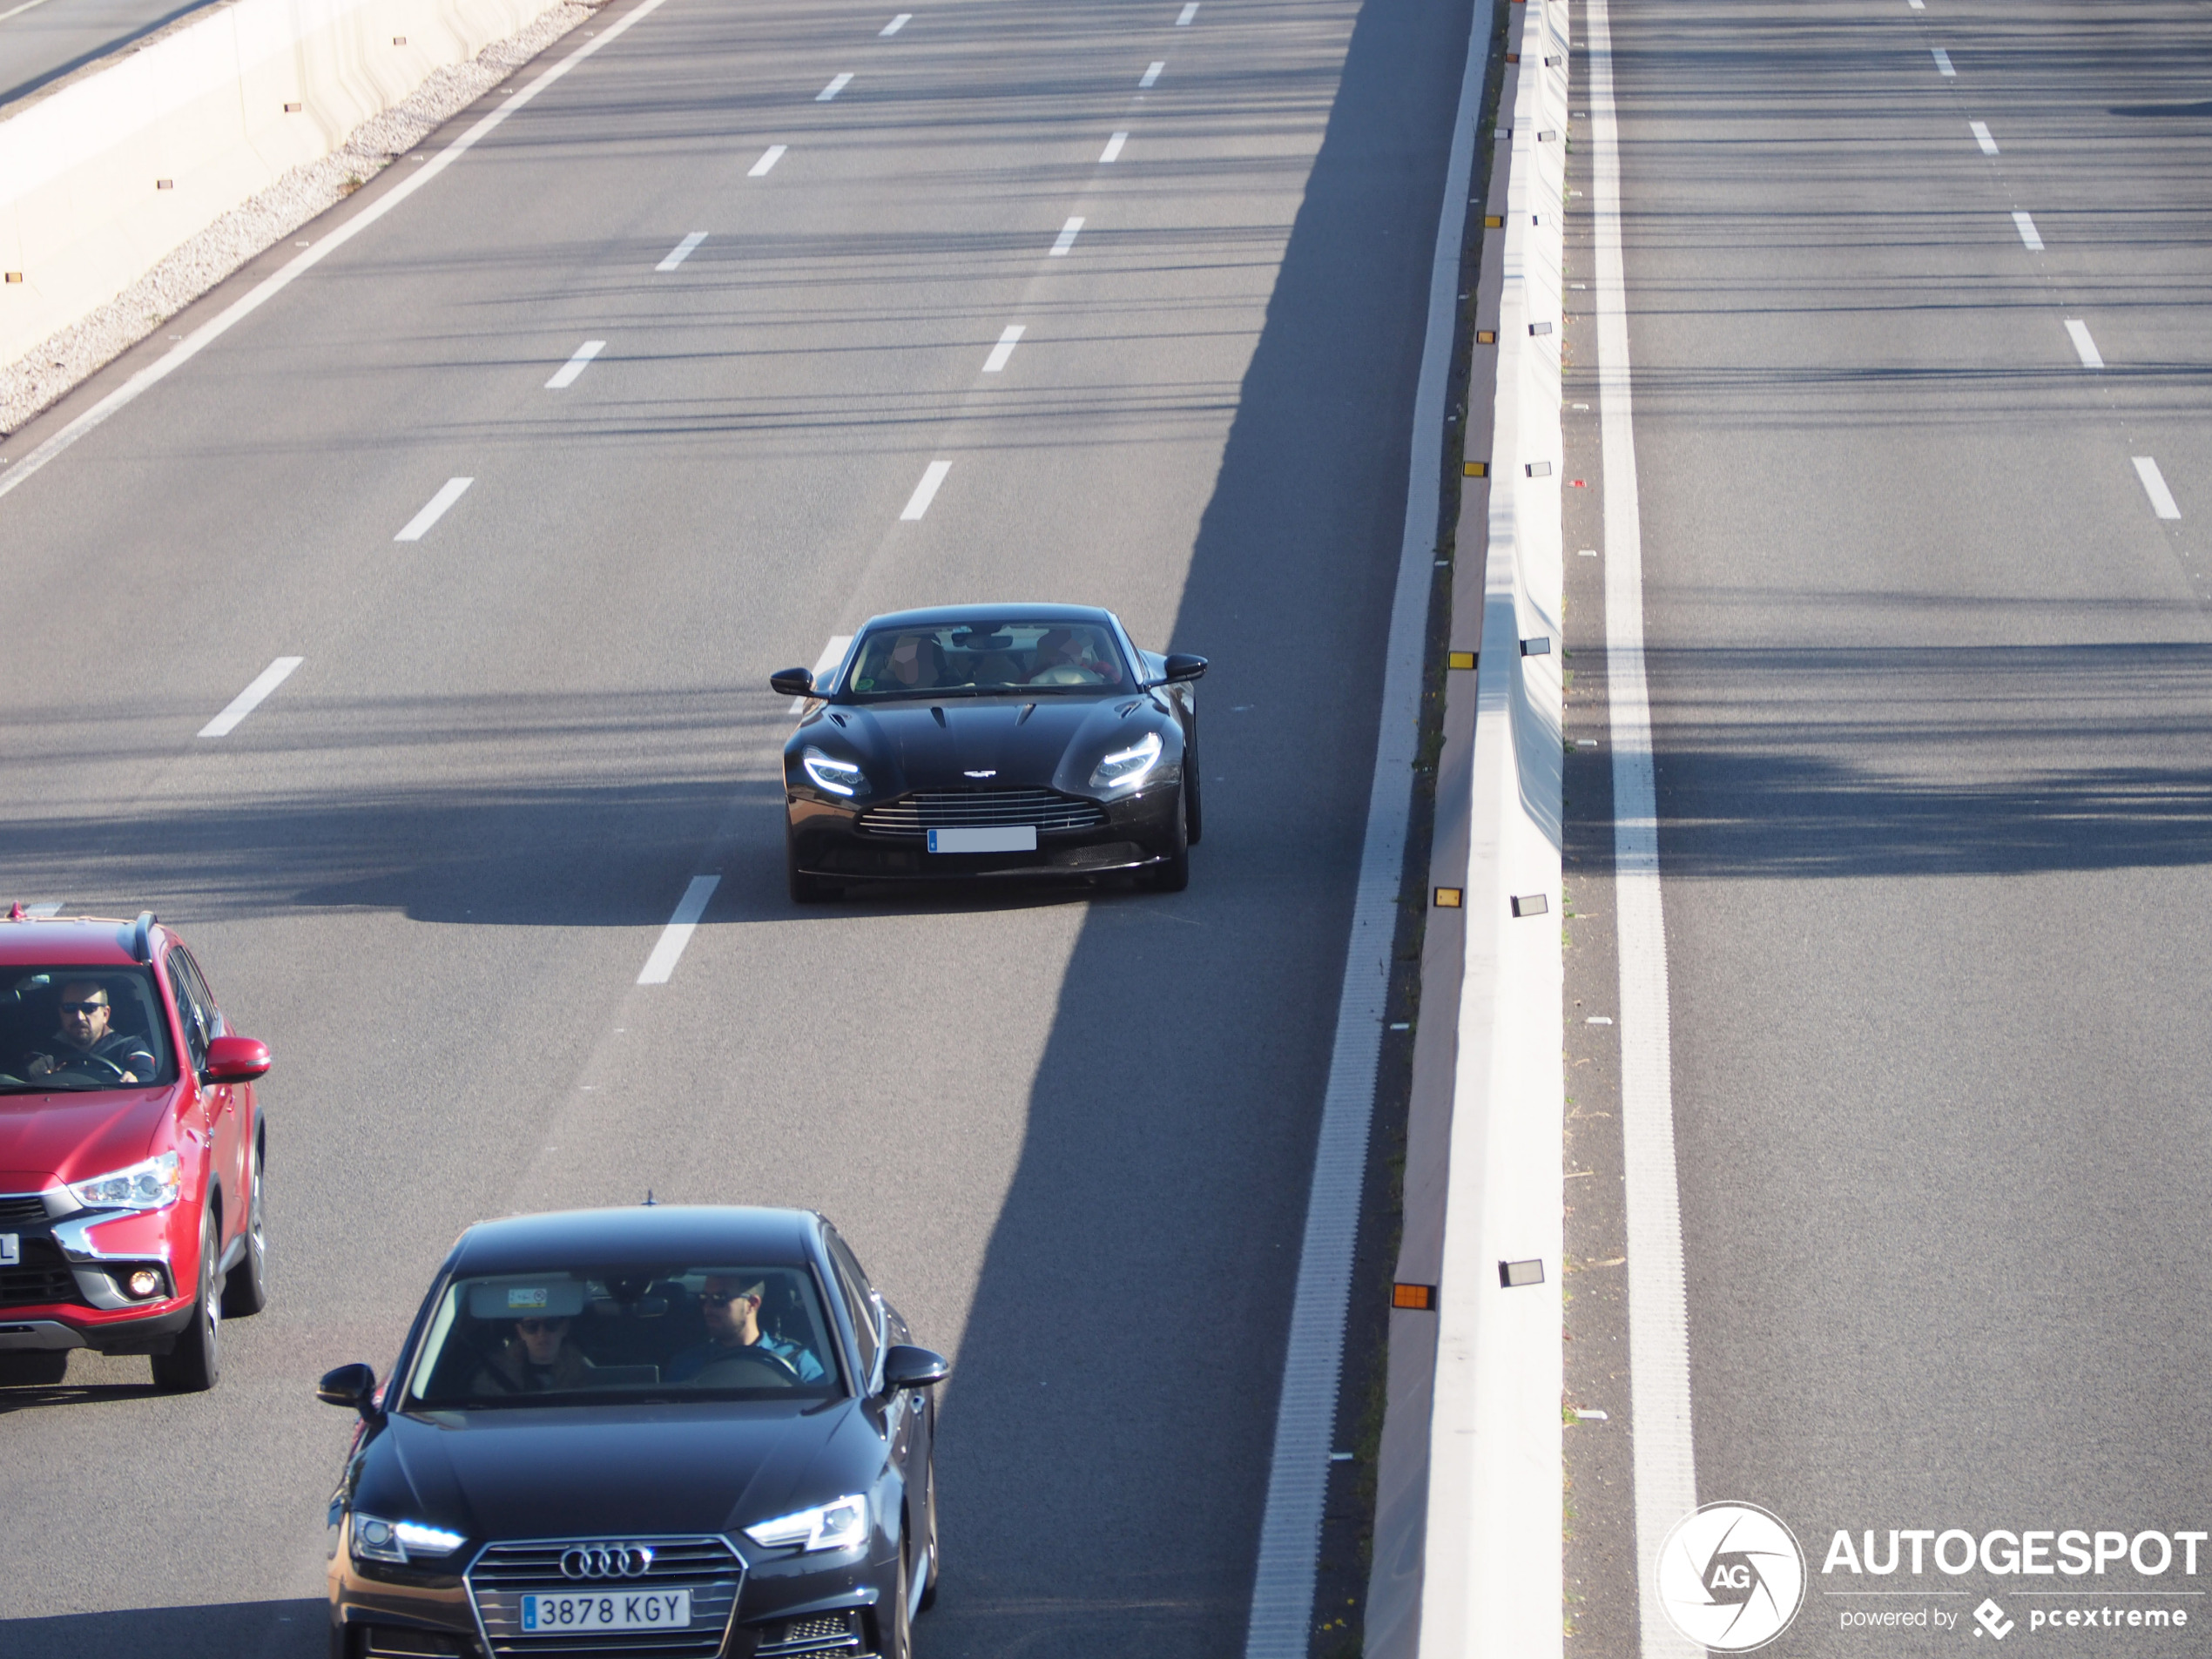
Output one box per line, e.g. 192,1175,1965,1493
19,981,157,1083
1028,626,1121,686
666,1276,826,1384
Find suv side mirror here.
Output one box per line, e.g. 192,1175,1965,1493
1162,653,1207,684
880,1345,949,1392
317,1362,382,1421
205,1035,272,1082
770,667,815,698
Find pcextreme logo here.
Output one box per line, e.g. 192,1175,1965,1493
1656,1502,1809,1652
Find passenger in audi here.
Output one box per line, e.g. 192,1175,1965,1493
20,980,157,1083
474,1313,595,1393
667,1277,826,1384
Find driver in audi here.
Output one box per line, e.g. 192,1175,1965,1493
667,1276,826,1384
21,981,157,1083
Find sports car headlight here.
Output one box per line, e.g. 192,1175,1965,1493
744,1494,868,1553
350,1513,466,1565
1089,729,1163,790
68,1150,180,1212
802,745,867,798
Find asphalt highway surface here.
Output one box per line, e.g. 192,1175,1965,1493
1568,0,2212,1650
0,0,1475,1652
0,0,224,110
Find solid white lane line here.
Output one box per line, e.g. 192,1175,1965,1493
2013,209,2044,250
880,11,909,34
2064,319,2104,369
900,460,952,520
1970,119,1998,154
199,657,303,738
637,874,719,984
1101,131,1128,163
2134,457,2182,520
545,341,605,388
1177,2,1197,21
750,145,788,177
818,71,853,100
395,477,474,541
981,325,1025,374
1591,0,1702,1652
1931,46,1953,75
0,0,685,509
658,232,708,271
789,634,854,713
1049,216,1084,256
1139,59,1164,87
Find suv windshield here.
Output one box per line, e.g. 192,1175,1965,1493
404,1265,843,1408
843,620,1129,698
0,967,177,1092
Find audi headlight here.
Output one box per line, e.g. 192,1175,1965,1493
351,1513,466,1565
744,1494,868,1553
68,1150,180,1212
802,746,866,798
1089,729,1163,790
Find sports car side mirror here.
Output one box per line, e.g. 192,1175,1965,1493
880,1345,949,1392
1162,654,1207,683
317,1362,383,1422
205,1035,272,1082
770,667,815,698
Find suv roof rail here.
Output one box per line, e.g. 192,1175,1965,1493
132,912,158,962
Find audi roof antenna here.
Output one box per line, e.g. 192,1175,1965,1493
642,1190,657,1207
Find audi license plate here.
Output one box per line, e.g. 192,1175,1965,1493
0,1234,17,1267
519,1589,691,1634
927,826,1036,853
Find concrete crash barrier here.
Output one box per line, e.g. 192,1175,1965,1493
0,0,557,367
1365,2,1568,1657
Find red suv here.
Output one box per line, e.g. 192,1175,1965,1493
0,908,272,1391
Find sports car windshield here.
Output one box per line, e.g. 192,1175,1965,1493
403,1265,843,1408
843,620,1129,698
0,967,177,1092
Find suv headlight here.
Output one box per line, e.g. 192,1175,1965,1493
802,746,867,798
1089,730,1163,790
351,1514,466,1565
69,1150,181,1212
744,1494,868,1553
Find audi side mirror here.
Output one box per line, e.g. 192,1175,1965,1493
205,1034,272,1082
770,667,815,698
880,1345,949,1392
317,1361,382,1421
1162,653,1208,684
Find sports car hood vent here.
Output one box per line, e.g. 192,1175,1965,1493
831,695,1137,790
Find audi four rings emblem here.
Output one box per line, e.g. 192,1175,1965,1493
559,1544,655,1579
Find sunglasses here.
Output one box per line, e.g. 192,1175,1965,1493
59,1001,110,1014
700,1291,759,1308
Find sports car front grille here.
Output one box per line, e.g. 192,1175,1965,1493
466,1536,740,1657
857,788,1108,839
755,1608,863,1656
0,1238,83,1309
0,1194,52,1227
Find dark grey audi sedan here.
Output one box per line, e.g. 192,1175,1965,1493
318,1205,947,1659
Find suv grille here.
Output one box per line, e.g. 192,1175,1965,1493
858,788,1107,839
0,1238,83,1309
0,1194,51,1227
467,1537,740,1658
756,1609,862,1657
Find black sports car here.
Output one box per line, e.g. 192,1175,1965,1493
771,604,1206,900
318,1205,947,1659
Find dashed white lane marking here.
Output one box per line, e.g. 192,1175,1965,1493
1049,216,1084,256
657,232,707,271
750,145,787,177
2013,210,2044,250
395,477,474,541
1932,46,1954,75
900,460,952,520
2134,457,2182,520
545,341,605,388
1139,59,1164,87
24,902,62,917
818,71,853,100
1177,2,1197,21
1101,130,1128,163
790,634,854,713
2064,319,2104,369
1971,119,1998,154
1908,0,1923,7
637,874,720,984
880,11,910,34
981,325,1025,374
199,657,303,738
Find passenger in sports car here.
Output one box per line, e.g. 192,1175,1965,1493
861,633,947,692
20,980,158,1082
666,1276,827,1384
473,1314,595,1393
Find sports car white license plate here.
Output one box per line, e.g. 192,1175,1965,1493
927,826,1036,853
519,1589,691,1633
0,1234,16,1266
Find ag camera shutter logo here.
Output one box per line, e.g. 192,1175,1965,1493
1656,1501,1807,1651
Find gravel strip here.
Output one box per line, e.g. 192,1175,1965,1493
0,0,594,437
